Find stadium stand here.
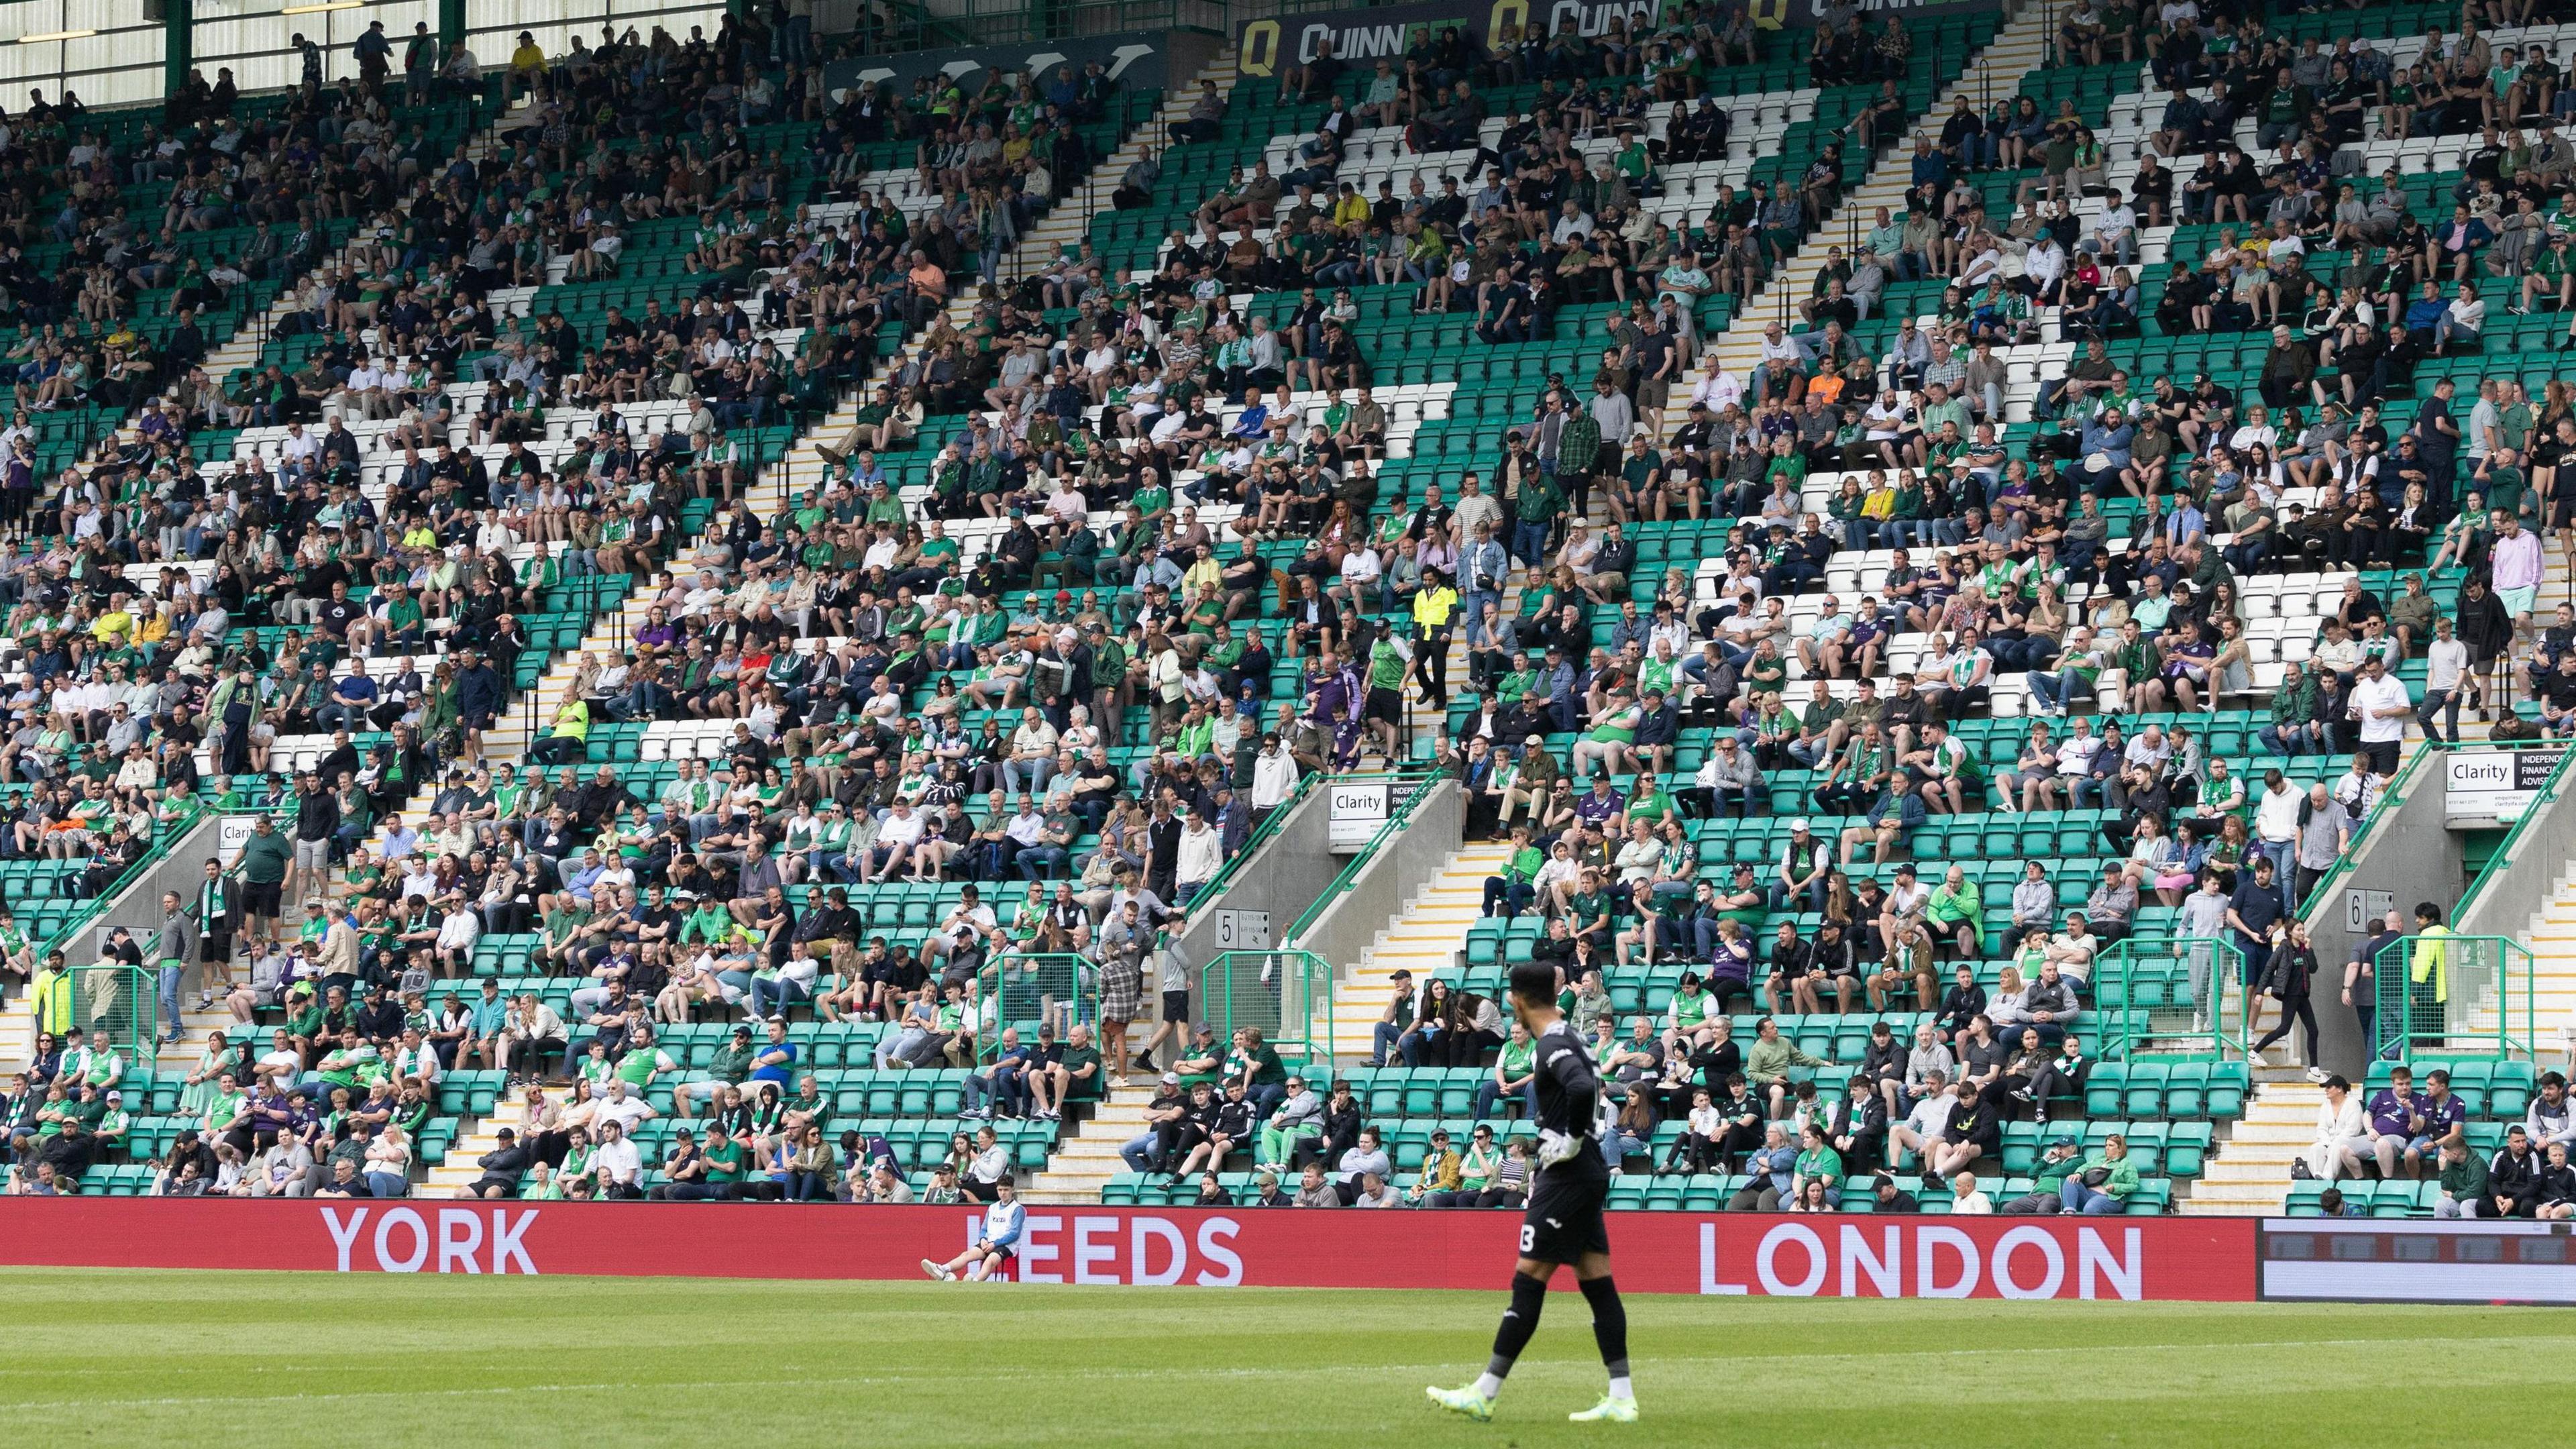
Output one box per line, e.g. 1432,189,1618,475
0,0,2568,1222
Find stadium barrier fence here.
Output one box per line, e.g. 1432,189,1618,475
19,1203,2576,1303
0,1200,2256,1299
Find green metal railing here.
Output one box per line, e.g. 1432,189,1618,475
965,765,1338,1063
25,796,217,979
1283,766,1448,945
975,951,1095,1062
2371,933,2535,1063
1204,949,1334,1071
2098,933,2249,1063
64,963,158,1061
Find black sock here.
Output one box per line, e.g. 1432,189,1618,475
1580,1274,1630,1381
1486,1270,1550,1379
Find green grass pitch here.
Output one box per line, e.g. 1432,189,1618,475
5,1269,2561,1446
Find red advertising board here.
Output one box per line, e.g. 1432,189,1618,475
0,1201,2258,1299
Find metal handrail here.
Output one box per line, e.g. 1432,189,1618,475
2098,932,2246,1063
2371,932,2534,1064
961,765,1334,1061
64,962,159,1064
1209,947,1334,1073
1174,763,1326,910
1283,764,1448,946
30,796,212,973
972,949,1096,1063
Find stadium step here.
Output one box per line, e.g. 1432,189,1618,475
1022,1081,1163,1201
421,1083,533,1195
1322,841,1515,1063
1018,52,1242,265
2178,1073,2323,1216
194,95,533,390
1677,0,2053,417
2516,858,2576,1035
798,46,1243,481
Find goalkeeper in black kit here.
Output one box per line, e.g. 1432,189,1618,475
1428,961,1636,1425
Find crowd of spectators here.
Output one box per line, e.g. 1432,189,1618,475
7,0,2573,1212
1039,6,2576,1210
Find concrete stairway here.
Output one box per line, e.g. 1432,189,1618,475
1322,841,1512,1063
1021,1081,1160,1203
345,347,810,859
794,48,1241,481
1017,53,1239,277
2507,864,2576,1034
1022,837,1509,1201
2180,1067,2324,1216
1678,2,2050,427
422,1083,532,1197
195,100,535,389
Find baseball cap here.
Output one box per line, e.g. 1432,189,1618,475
1160,1071,1179,1086
1789,818,1812,832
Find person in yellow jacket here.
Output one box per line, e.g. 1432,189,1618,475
2409,902,2454,1049
530,691,590,766
1410,566,1461,712
28,951,71,1051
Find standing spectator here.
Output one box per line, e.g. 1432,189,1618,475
2291,784,2350,913
2251,922,2325,1082
2345,655,2412,779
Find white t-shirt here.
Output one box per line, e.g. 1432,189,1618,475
592,1136,641,1184
595,1095,655,1134
2351,674,2412,743
2425,637,2469,692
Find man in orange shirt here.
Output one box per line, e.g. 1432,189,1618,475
906,251,947,323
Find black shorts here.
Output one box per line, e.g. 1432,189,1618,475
1161,989,1192,1024
1521,1168,1612,1264
1366,686,1403,727
201,931,232,963
243,880,282,917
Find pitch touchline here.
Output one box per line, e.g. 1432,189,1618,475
1,1339,2561,1409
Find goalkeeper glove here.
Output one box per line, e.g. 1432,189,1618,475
1537,1129,1585,1167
